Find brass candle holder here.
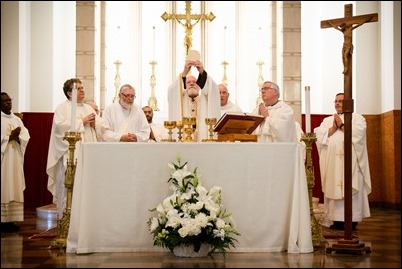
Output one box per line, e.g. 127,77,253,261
162,121,176,142
202,117,217,142
183,117,196,142
301,132,326,247
50,131,81,248
176,120,184,142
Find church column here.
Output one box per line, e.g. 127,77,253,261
280,1,302,123
100,1,106,113
76,1,97,103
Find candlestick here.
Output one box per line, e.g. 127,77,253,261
223,26,227,61
305,86,311,133
71,83,77,131
152,26,156,60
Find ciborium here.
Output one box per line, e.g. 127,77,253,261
162,121,176,142
183,117,196,142
202,118,217,142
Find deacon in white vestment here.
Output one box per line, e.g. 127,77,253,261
102,84,150,142
314,93,371,230
142,106,168,142
46,78,102,218
219,84,242,117
168,60,220,142
1,92,30,226
251,81,297,143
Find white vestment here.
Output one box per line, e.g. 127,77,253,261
251,100,297,143
1,112,30,222
168,75,220,142
102,102,150,142
148,122,169,142
220,101,243,117
46,101,99,218
314,113,371,222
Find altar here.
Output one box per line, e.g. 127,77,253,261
67,142,313,254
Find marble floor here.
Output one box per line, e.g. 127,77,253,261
1,206,400,268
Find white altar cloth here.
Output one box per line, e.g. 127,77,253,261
67,142,313,254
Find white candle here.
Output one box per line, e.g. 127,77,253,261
305,86,311,133
71,83,77,132
223,26,227,61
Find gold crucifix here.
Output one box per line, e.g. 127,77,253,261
161,1,216,55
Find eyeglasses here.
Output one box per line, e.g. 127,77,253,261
260,87,276,92
120,93,135,99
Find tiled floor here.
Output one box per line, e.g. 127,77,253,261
1,206,400,268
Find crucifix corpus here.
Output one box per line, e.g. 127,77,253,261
161,1,216,55
321,4,377,255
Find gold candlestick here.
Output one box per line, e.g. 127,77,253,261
255,60,264,109
50,131,81,248
221,61,229,86
202,118,217,142
301,132,326,247
148,60,159,111
113,60,122,103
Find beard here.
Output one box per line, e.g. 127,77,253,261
120,99,133,110
187,87,199,98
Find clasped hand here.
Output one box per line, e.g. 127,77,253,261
121,133,137,142
10,126,21,141
83,113,96,128
258,103,269,118
333,114,343,128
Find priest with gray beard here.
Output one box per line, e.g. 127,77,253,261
167,59,220,142
102,84,150,142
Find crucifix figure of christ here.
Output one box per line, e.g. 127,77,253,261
321,4,377,254
161,1,216,55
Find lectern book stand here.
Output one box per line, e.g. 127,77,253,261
214,112,264,142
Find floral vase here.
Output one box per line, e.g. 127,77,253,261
173,244,210,257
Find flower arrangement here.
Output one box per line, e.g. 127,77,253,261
147,153,240,255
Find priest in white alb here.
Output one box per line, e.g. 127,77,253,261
1,92,30,231
251,81,297,143
168,54,220,142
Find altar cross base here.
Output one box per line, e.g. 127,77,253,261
161,1,215,55
321,4,377,255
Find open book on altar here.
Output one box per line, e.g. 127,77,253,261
213,112,264,142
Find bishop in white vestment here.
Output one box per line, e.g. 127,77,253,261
168,60,220,142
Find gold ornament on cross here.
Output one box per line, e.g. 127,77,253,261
161,1,215,55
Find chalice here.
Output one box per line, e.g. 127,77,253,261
162,121,176,142
202,118,217,142
176,120,184,142
183,117,196,142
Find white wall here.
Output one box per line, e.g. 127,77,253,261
302,1,382,115
1,1,400,115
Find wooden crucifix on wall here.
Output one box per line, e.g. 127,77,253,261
321,4,377,254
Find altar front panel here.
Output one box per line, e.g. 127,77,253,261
67,143,313,254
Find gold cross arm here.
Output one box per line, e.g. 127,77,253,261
161,1,216,55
